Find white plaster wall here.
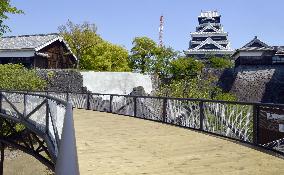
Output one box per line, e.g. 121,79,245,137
80,71,153,95
239,51,264,57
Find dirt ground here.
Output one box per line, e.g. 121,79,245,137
74,109,284,175
3,149,52,175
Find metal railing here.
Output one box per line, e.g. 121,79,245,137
57,91,284,156
21,90,282,156
0,90,79,175
1,89,283,174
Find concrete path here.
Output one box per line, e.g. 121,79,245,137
74,109,284,175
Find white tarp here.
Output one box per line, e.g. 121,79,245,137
80,72,153,95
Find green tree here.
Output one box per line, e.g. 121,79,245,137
158,75,236,101
157,57,236,101
58,20,102,68
0,0,23,36
129,37,157,73
81,41,130,71
59,20,130,71
170,57,204,80
208,57,233,69
153,46,177,79
129,36,178,77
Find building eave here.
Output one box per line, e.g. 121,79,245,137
0,49,35,58
185,49,235,55
190,32,228,37
199,23,221,33
35,36,78,61
0,48,34,51
193,37,229,51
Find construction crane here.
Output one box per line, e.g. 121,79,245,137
159,15,164,47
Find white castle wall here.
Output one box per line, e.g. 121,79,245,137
80,71,153,95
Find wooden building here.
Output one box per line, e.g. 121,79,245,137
233,36,284,67
0,33,77,69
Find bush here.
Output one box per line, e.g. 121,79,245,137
157,74,237,101
0,64,47,151
0,64,47,91
209,57,233,69
170,57,204,80
213,92,237,101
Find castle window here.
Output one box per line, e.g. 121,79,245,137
272,56,284,63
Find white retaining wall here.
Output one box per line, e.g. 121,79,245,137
80,72,153,95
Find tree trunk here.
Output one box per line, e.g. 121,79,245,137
0,142,4,175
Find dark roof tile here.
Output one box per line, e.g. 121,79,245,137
0,33,60,50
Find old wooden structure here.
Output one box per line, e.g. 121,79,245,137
0,33,77,69
233,36,284,67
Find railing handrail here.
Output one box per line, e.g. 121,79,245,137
1,89,283,174
61,91,283,157
0,90,79,174
0,89,284,108
0,90,67,106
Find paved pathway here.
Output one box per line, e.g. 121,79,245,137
74,109,284,175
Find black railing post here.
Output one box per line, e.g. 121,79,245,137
66,92,69,102
133,97,137,117
253,104,259,145
86,93,91,110
109,95,113,113
0,92,2,113
0,142,4,175
162,98,167,123
199,101,204,131
23,94,27,117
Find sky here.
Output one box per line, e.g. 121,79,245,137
5,0,284,53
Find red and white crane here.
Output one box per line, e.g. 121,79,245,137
159,15,164,47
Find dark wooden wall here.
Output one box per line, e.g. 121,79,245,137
37,40,76,69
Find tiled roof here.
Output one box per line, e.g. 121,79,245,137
199,11,220,18
275,46,284,55
232,37,279,57
0,33,60,50
238,47,274,51
242,36,269,48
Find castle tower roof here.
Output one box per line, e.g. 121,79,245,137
185,11,234,59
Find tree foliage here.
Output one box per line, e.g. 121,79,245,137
208,57,233,69
59,20,130,71
0,64,47,90
158,76,236,101
156,56,236,101
129,36,177,77
170,57,204,80
0,63,46,169
153,46,177,79
0,0,23,36
129,37,157,73
81,41,130,71
58,20,102,68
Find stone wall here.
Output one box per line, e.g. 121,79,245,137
198,66,284,103
36,69,85,92
201,68,235,92
230,65,284,103
35,66,284,103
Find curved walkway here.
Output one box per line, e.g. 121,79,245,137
74,109,284,175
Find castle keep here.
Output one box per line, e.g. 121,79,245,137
185,11,234,58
